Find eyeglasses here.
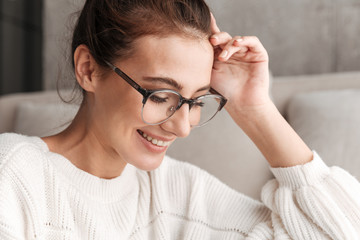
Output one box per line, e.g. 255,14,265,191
105,61,227,127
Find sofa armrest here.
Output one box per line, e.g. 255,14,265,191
0,90,78,133
272,71,360,116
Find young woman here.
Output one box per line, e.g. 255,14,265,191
0,0,359,239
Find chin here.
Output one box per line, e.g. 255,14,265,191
131,154,166,171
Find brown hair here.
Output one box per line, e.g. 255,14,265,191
71,0,212,69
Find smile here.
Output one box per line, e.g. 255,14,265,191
137,130,171,147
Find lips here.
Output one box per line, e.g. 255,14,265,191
137,130,172,147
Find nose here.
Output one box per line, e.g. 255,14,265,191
161,104,192,138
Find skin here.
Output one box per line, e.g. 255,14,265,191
43,15,313,179
209,15,313,167
43,35,214,178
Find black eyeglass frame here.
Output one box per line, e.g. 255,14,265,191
105,61,227,127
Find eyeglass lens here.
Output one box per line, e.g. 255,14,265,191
141,91,222,126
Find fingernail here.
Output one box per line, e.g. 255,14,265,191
219,50,228,58
235,38,243,43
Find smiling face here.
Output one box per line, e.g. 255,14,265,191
89,35,214,171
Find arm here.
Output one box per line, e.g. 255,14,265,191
208,14,360,238
229,101,313,167
209,15,312,167
0,172,28,240
261,153,360,239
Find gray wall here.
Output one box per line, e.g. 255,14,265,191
0,0,43,95
208,0,360,76
43,0,360,90
42,0,83,90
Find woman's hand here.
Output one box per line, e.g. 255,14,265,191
209,14,271,115
209,14,313,167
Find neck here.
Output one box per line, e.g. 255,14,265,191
42,104,127,179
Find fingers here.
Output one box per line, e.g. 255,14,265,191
233,36,266,54
208,15,267,62
217,36,268,62
209,13,234,49
210,32,232,47
217,37,246,61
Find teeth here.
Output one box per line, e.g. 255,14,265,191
139,131,170,147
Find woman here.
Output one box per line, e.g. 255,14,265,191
0,0,359,239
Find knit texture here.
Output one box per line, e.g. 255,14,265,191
0,133,359,239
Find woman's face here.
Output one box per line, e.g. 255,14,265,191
90,35,214,170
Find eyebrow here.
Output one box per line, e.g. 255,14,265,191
142,76,183,90
142,76,210,93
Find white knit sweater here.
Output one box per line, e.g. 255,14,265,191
0,133,359,239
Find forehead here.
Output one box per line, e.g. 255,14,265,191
125,35,214,90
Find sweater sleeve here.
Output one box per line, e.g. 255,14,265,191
0,134,37,240
0,172,28,240
260,151,360,239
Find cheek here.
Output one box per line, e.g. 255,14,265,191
110,96,143,126
94,85,144,128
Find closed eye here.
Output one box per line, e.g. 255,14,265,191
149,94,168,103
192,101,205,108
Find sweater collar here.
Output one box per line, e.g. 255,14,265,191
38,137,139,202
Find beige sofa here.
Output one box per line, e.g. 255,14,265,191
1,72,360,200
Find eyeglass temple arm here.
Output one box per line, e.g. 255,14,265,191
209,87,221,95
104,61,147,95
209,87,228,107
105,60,227,108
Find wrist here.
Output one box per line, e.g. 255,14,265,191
226,98,313,168
225,97,276,126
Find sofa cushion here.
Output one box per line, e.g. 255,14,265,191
286,89,360,178
14,102,79,137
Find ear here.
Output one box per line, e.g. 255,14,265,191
73,44,98,93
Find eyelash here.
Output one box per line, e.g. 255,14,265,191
149,95,168,103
